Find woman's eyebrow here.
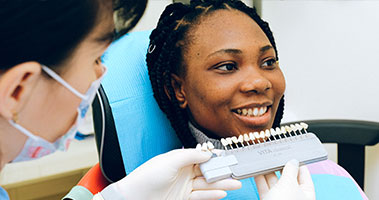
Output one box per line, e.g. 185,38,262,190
207,48,242,58
260,45,273,54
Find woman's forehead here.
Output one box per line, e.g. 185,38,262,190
185,9,271,59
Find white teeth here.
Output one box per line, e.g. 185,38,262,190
236,106,268,117
253,108,259,116
247,108,253,116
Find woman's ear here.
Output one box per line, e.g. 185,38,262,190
0,62,41,120
166,73,187,109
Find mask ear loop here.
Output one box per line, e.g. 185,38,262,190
41,65,87,100
9,112,39,140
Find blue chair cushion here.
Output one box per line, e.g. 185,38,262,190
101,31,182,174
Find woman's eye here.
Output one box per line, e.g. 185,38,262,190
262,58,278,69
215,63,237,72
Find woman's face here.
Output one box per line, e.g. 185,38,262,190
174,10,286,138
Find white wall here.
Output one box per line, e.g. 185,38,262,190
132,0,378,199
260,1,379,199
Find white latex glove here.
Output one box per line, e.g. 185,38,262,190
255,159,315,200
112,149,241,200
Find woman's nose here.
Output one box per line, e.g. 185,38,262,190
239,71,272,94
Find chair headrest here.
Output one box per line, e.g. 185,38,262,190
101,31,182,174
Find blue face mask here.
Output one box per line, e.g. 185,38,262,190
10,65,106,162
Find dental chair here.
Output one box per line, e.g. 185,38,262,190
64,31,378,199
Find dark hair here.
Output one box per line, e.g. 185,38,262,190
146,0,285,147
0,0,147,70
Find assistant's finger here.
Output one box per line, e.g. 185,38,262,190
281,159,299,180
265,172,279,188
192,177,241,191
255,174,270,199
189,190,227,200
298,166,315,199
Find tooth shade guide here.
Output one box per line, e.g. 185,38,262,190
207,141,215,150
238,135,245,147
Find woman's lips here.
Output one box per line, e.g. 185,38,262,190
232,106,272,127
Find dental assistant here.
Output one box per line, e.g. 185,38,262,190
0,1,242,200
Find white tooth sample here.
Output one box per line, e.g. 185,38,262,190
270,128,276,136
242,109,248,116
237,109,242,114
265,129,271,138
244,134,250,142
221,138,228,148
238,135,244,143
253,108,259,116
226,137,233,145
248,108,253,116
275,127,281,136
254,131,260,139
290,124,297,132
259,107,265,116
300,122,309,129
207,141,215,150
259,131,265,139
249,132,255,141
231,136,238,144
295,123,302,131
201,143,208,151
280,126,286,134
285,125,292,133
196,143,202,151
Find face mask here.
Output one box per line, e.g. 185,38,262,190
10,65,107,162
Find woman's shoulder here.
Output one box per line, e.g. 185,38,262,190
307,159,351,177
307,160,368,200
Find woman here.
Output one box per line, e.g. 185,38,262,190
0,1,241,200
146,0,367,199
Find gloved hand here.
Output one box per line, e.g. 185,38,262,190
111,149,241,200
255,159,315,200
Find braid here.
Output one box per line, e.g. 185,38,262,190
147,0,285,147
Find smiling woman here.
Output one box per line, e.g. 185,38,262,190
146,0,285,147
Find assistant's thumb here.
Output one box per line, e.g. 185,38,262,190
279,159,300,184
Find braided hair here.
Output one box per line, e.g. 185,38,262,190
146,0,285,147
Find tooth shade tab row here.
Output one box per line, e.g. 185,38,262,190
218,122,309,150
236,106,268,117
